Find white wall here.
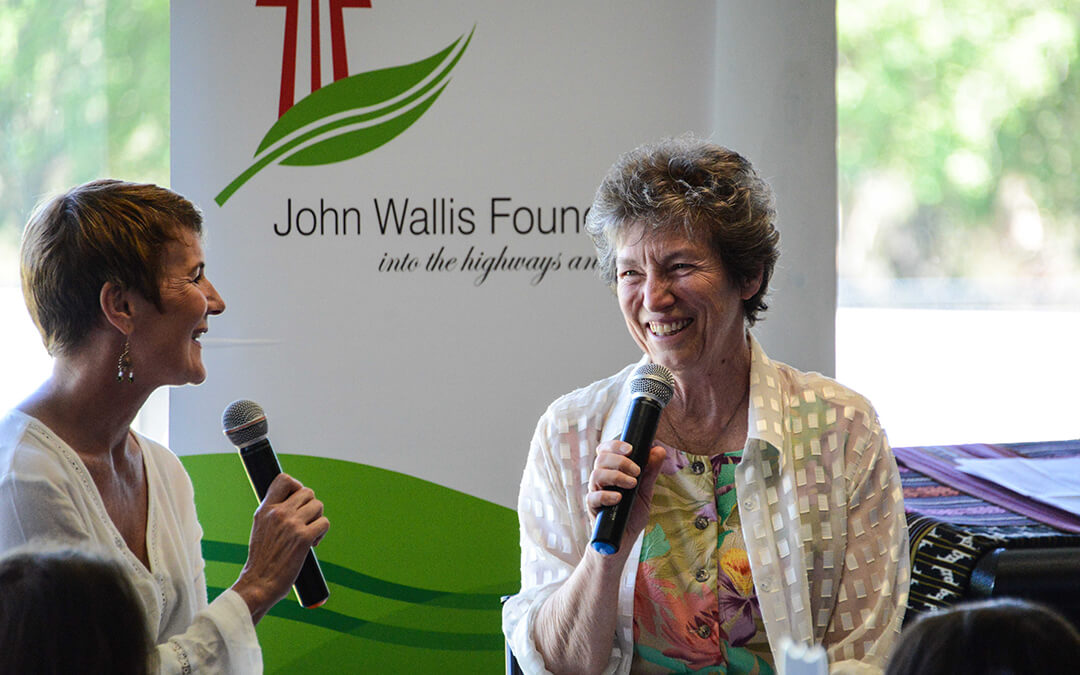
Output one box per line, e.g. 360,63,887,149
713,0,838,376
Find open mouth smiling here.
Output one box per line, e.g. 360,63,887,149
648,318,692,336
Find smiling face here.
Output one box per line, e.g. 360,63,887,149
128,230,225,386
615,226,759,378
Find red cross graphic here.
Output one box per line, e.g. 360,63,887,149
257,0,371,118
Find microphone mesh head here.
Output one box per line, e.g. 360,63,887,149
630,363,676,407
222,399,268,447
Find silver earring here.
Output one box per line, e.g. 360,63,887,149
117,338,134,383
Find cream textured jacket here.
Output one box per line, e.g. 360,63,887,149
502,336,909,675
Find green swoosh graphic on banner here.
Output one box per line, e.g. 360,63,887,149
214,26,475,206
203,540,504,609
207,585,502,650
182,453,518,673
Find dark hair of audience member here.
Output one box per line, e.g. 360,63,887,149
0,547,151,675
886,597,1080,675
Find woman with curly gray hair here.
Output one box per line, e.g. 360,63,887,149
504,137,908,674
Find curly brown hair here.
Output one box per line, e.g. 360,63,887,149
584,136,780,325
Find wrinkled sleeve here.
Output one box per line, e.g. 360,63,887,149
502,408,626,675
152,453,262,675
825,414,909,674
152,589,262,675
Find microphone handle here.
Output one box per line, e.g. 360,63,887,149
239,439,281,500
239,440,330,608
590,398,664,555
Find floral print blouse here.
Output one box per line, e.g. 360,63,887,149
632,446,774,674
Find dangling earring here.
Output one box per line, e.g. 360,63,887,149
117,338,135,383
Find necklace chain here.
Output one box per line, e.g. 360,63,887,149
664,386,749,454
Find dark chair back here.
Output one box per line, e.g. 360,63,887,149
501,595,525,675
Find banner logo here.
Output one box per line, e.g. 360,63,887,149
216,3,474,206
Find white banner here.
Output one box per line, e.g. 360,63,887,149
172,1,718,505
170,2,835,670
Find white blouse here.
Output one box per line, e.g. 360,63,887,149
0,410,262,675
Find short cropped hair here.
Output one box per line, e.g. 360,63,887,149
584,136,780,325
20,179,203,355
0,546,151,675
886,598,1080,675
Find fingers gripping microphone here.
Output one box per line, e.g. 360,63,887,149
591,363,675,555
222,400,329,609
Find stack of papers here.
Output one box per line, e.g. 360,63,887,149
954,457,1080,518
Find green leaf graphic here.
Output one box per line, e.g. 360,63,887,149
279,81,448,166
255,32,464,155
215,26,475,206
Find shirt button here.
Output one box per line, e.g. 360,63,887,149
695,568,710,583
759,579,772,592
743,497,756,510
696,624,712,638
694,516,710,530
690,461,705,475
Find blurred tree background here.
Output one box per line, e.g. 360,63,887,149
0,0,168,285
838,0,1080,305
3,1,1078,302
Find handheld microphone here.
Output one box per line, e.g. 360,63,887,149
590,363,675,555
222,399,330,609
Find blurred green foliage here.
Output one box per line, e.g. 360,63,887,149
0,0,168,283
3,3,1078,286
839,0,1079,280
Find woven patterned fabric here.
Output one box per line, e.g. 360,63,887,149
504,336,909,674
896,441,1080,532
897,440,1080,621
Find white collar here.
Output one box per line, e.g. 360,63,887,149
600,333,785,454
